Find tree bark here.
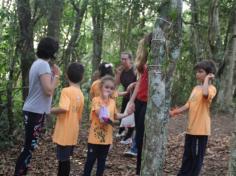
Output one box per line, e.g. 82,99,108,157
62,0,89,72
228,110,236,175
208,0,222,62
47,0,64,40
141,0,182,175
190,0,203,62
17,0,35,101
91,0,106,74
217,0,236,111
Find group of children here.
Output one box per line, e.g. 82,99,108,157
14,34,218,176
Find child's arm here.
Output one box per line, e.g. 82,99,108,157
169,105,189,117
115,112,130,120
202,73,215,98
118,91,128,97
51,107,67,115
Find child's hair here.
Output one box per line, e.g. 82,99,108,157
194,60,217,74
67,62,84,83
135,33,152,73
100,75,115,88
98,62,114,77
121,51,133,60
36,37,59,60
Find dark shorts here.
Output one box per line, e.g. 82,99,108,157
56,145,74,161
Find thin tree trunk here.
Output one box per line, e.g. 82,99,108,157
47,0,64,40
190,0,202,61
208,0,222,62
217,0,236,111
141,0,182,175
17,0,35,101
91,0,106,74
62,0,89,71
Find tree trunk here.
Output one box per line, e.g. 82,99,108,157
62,0,89,72
47,0,64,40
17,0,35,101
190,0,203,61
141,0,182,175
91,0,106,74
228,110,236,175
208,0,222,62
217,0,236,111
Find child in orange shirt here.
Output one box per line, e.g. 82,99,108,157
169,60,217,176
51,62,84,176
83,75,130,176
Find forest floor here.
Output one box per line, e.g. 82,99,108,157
0,112,234,176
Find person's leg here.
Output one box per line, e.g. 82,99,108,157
96,145,110,176
134,100,147,175
57,145,74,176
177,134,194,176
58,160,70,176
14,111,45,176
83,144,98,176
191,136,208,176
123,127,134,140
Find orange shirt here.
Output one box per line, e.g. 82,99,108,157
184,85,217,135
88,96,117,145
52,86,84,145
90,79,118,99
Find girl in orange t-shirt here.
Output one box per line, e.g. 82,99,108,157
83,75,130,176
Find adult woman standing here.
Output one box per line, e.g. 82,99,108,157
14,37,60,176
115,52,137,144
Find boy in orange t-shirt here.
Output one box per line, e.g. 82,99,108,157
169,60,217,176
51,62,84,176
83,75,130,176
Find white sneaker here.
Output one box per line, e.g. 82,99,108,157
124,150,137,157
120,138,132,145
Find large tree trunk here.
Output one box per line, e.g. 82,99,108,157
141,0,182,175
47,0,64,40
217,0,236,111
91,0,106,74
17,0,35,101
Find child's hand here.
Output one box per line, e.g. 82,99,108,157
206,73,215,80
52,64,61,77
169,107,180,117
127,101,135,114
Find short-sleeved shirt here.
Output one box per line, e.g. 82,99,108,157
88,97,117,145
90,79,118,99
136,66,148,102
120,67,136,98
184,85,217,135
53,86,84,146
23,58,52,114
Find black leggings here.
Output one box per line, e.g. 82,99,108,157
14,111,45,176
83,143,110,176
134,99,147,175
